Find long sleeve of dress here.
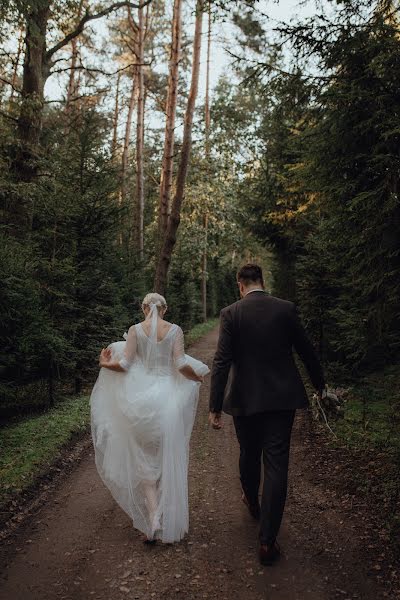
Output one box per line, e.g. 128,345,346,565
173,326,188,370
119,325,137,371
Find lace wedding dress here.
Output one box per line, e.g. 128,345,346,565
90,306,209,543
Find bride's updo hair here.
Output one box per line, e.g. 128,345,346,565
142,292,167,313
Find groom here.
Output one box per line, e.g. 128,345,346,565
209,264,325,566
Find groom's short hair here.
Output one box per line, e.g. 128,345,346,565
237,263,264,286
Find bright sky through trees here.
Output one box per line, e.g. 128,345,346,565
43,0,319,106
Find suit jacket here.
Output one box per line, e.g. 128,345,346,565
209,291,325,415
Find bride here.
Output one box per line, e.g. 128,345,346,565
90,293,209,544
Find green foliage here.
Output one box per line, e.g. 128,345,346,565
38,110,129,392
0,395,90,508
238,1,400,375
335,365,400,449
0,233,52,406
0,97,245,418
167,254,203,330
184,318,219,347
1,108,129,414
332,363,400,551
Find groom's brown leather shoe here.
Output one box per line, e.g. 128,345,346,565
259,541,281,566
241,493,261,520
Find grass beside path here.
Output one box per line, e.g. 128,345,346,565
185,318,218,347
0,319,218,511
0,396,90,509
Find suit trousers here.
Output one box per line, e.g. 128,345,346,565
233,409,296,546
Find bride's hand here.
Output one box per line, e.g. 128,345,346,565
99,347,112,366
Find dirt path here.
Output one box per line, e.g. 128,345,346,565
0,328,396,600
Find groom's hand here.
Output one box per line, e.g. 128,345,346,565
208,411,222,430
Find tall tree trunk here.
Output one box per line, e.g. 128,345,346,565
204,2,211,155
111,70,122,158
10,27,24,102
16,1,51,184
157,0,182,246
7,2,51,236
65,0,84,109
154,0,204,294
66,35,79,108
135,3,145,261
201,213,208,320
201,2,212,322
121,70,137,201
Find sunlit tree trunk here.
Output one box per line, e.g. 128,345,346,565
10,27,24,102
157,0,182,246
111,71,122,158
66,35,79,108
135,3,145,260
121,70,137,201
204,3,211,169
66,0,85,109
16,1,51,185
154,0,204,294
201,2,212,321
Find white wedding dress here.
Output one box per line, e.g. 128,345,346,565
90,307,209,543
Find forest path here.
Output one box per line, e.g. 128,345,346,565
0,328,393,600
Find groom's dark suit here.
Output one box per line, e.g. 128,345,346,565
210,290,325,546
